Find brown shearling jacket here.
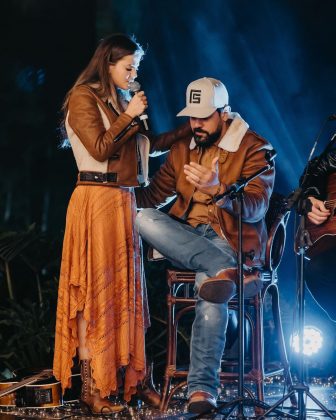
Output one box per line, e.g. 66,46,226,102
66,85,191,187
136,129,275,267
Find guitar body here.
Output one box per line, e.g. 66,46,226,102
299,173,336,258
12,368,81,403
16,377,62,408
0,369,62,408
0,380,17,406
305,221,336,258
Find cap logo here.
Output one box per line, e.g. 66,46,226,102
189,89,201,104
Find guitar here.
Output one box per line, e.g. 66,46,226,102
0,369,63,408
296,173,336,258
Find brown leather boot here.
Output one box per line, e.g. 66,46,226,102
199,267,263,303
188,391,217,414
80,359,124,414
136,361,161,408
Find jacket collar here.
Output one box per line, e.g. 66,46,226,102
189,114,249,152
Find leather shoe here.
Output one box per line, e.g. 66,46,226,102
136,384,161,408
198,267,263,303
187,391,217,414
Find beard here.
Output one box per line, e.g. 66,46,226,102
193,127,222,148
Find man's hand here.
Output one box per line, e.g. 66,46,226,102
184,157,223,196
307,196,330,225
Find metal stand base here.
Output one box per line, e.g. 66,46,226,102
257,382,335,419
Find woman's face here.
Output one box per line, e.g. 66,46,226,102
109,54,140,90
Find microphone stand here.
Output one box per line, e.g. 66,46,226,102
209,151,295,419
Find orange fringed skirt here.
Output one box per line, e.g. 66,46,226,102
53,185,149,401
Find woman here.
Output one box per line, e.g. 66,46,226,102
53,33,190,414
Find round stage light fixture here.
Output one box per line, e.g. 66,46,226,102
290,326,323,356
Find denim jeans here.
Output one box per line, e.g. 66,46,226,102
135,208,238,398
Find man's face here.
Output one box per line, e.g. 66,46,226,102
190,111,223,147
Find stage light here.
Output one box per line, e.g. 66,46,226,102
290,326,323,356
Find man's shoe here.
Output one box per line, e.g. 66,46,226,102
198,267,263,303
187,391,217,414
198,268,237,303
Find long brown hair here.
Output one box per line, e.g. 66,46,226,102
62,33,144,117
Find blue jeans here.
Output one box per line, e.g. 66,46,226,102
135,208,238,398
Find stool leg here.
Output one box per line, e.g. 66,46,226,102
270,284,298,407
253,293,265,414
160,368,172,412
159,289,175,412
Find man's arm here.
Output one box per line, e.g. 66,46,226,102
135,149,177,208
148,122,192,156
184,142,274,223
301,150,336,200
225,147,274,222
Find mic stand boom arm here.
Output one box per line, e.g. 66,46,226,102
213,151,282,419
215,150,276,203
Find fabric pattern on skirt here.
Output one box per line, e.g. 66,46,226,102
53,185,149,401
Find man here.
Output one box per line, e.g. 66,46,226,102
300,148,336,321
135,77,274,414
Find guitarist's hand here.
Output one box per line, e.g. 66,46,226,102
307,196,330,225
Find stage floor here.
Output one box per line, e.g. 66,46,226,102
0,378,335,419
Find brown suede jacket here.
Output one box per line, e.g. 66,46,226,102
66,85,191,187
136,129,275,267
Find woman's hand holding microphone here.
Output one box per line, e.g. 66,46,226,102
125,91,148,119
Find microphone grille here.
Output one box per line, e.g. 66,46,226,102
127,80,141,92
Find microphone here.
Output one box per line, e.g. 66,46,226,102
328,114,336,121
127,80,149,131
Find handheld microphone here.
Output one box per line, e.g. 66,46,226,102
127,80,149,131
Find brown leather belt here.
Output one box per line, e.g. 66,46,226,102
79,171,117,183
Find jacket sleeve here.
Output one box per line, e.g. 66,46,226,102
147,122,192,156
135,149,177,208
217,144,275,223
300,150,336,199
67,86,139,162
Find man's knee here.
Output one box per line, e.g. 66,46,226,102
135,208,157,233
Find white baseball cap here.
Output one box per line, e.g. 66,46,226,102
177,77,229,118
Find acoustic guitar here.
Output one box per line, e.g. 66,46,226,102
0,369,63,408
296,173,336,258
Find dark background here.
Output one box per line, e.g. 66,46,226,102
0,0,335,377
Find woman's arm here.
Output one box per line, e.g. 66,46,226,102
67,86,139,161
